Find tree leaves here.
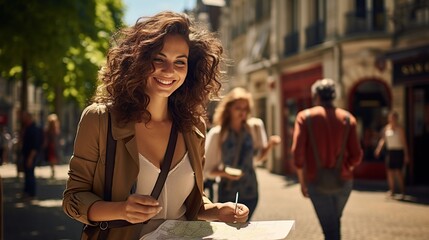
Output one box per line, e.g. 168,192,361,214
0,0,124,110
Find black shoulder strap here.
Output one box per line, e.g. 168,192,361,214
150,123,178,199
104,112,117,201
99,117,178,230
305,109,322,168
104,115,178,201
94,112,117,239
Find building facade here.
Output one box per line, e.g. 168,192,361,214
212,0,429,185
382,0,429,185
0,78,45,134
0,77,81,164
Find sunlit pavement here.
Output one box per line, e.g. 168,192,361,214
252,166,429,240
1,163,429,240
1,163,82,240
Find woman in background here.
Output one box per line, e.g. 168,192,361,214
44,113,60,179
204,87,281,220
375,110,410,199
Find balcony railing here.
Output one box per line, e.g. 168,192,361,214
283,31,299,56
305,21,325,48
345,10,387,35
392,0,429,34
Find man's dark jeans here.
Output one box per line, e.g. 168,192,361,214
23,162,36,197
308,180,353,240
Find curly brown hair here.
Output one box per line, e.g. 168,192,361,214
93,11,223,131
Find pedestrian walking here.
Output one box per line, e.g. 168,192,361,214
19,111,43,200
62,11,249,240
204,87,281,220
291,78,363,240
0,127,11,165
43,113,61,179
375,110,410,199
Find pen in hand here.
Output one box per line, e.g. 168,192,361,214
234,192,239,214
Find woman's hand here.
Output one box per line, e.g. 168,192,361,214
269,135,281,146
224,173,243,181
374,149,379,158
217,202,249,223
404,154,410,165
121,194,162,224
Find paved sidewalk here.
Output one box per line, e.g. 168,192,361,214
252,167,429,240
1,163,82,240
1,163,429,239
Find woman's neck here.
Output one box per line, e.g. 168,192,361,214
319,101,334,108
147,97,170,122
230,119,243,133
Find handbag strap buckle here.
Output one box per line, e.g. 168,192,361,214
99,221,109,230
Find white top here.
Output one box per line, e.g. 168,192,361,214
385,128,403,150
136,152,195,236
204,117,268,180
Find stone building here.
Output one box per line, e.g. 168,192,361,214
206,0,429,185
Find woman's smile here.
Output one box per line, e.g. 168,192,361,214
154,77,176,86
146,34,189,98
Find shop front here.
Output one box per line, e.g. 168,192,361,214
348,79,391,180
280,64,323,174
386,45,429,185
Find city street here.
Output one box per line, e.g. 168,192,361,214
253,166,429,240
1,163,429,240
1,163,82,240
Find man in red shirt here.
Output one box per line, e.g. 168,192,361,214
291,78,362,240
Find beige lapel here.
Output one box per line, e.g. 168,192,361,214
110,113,139,166
184,126,205,194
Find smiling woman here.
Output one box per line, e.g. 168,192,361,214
62,11,250,240
146,34,189,99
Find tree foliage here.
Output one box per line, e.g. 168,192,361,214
0,0,124,111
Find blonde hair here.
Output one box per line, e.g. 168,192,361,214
46,114,60,134
212,87,254,129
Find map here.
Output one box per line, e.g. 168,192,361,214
140,220,295,240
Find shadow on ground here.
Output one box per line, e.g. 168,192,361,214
281,174,429,206
2,176,82,240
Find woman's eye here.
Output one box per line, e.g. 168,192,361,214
175,60,187,67
153,58,163,64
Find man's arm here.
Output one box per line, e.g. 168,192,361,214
291,111,309,197
26,149,37,168
296,168,308,197
347,115,363,168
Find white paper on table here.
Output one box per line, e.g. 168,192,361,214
140,219,295,240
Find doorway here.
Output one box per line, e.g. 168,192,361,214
409,85,429,185
349,79,391,179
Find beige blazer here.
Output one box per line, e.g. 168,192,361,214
63,103,211,240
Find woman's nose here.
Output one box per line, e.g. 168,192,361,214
161,62,174,76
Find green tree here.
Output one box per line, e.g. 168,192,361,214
0,0,123,114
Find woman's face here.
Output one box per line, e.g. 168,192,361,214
146,34,189,99
229,99,249,123
388,113,398,125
